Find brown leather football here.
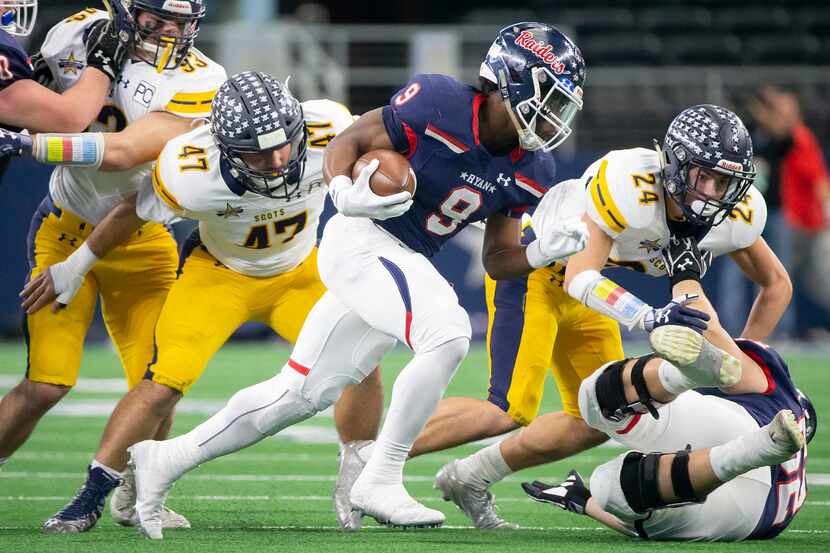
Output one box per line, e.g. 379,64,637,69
352,149,417,197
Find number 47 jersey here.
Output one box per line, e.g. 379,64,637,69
137,99,355,277
377,74,559,257
40,8,226,225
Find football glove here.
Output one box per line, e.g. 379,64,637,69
522,470,591,515
526,215,589,268
84,19,131,82
640,293,710,333
328,159,413,220
0,128,32,158
31,53,55,87
661,236,713,287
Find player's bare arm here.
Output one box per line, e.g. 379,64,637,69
728,237,792,341
97,112,198,171
480,212,529,279
21,194,144,314
323,108,392,181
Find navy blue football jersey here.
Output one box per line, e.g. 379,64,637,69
378,74,557,257
699,340,807,540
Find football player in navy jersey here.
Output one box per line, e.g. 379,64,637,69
0,1,128,146
125,22,592,536
523,241,812,541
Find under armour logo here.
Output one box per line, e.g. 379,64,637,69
497,173,511,186
677,257,695,271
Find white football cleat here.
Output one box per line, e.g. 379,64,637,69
333,440,373,532
128,440,188,540
434,460,518,529
763,409,806,465
110,467,191,529
350,477,445,529
649,325,741,388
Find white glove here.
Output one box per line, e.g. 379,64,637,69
50,243,98,305
526,215,589,268
328,159,413,220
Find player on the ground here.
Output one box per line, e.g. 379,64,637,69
524,250,812,541
13,70,381,533
335,104,792,529
123,22,600,538
0,0,226,533
0,1,131,175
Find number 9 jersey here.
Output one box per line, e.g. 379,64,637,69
137,99,355,277
38,8,226,225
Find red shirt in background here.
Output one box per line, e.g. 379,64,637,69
781,124,829,233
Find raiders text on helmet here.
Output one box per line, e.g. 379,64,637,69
480,22,585,152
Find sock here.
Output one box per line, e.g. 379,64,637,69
91,459,123,480
657,360,697,396
709,426,778,482
454,443,513,489
359,338,468,485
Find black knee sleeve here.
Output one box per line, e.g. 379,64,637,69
595,355,659,422
620,447,702,514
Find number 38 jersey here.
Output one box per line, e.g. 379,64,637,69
137,99,354,277
536,147,767,275
39,8,226,224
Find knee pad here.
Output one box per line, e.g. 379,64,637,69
248,371,317,436
619,448,702,514
594,354,661,422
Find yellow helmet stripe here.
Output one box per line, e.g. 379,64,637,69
590,159,627,233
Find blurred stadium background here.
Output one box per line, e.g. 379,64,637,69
2,0,830,342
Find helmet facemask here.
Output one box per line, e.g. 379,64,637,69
128,6,202,72
221,126,309,200
0,0,37,37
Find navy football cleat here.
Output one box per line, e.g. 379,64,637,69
42,465,122,534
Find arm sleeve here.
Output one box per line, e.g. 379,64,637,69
381,74,439,157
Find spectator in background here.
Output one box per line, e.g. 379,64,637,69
733,86,830,338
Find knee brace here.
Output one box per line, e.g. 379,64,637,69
619,448,702,514
595,354,662,422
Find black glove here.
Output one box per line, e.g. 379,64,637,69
661,236,713,287
0,128,33,158
84,19,131,82
30,52,55,87
641,294,710,333
522,470,592,515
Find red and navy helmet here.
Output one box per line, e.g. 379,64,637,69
211,72,308,200
657,104,756,227
480,22,585,152
109,0,205,72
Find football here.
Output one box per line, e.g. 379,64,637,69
352,149,417,197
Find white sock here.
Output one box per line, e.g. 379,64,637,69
359,338,468,485
657,360,697,396
709,427,777,482
454,443,513,488
91,459,123,480
174,368,315,470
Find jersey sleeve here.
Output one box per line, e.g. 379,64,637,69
162,52,227,119
302,98,354,151
582,150,657,238
381,74,441,157
727,186,767,250
136,174,180,225
145,147,187,222
38,9,107,92
0,36,33,91
507,153,557,217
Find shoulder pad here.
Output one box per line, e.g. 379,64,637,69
152,127,215,212
724,185,767,249
302,99,354,147
584,148,662,237
163,50,227,118
387,74,444,131
40,9,106,63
